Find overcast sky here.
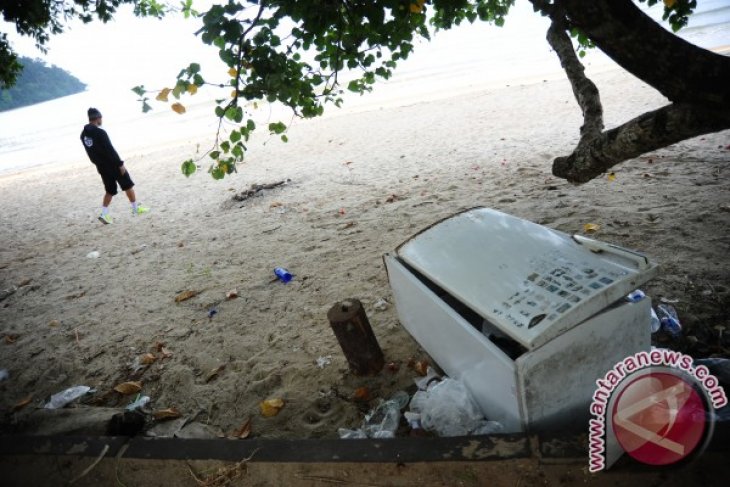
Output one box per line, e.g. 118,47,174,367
2,1,563,92
2,1,725,99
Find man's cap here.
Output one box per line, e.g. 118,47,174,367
87,107,102,120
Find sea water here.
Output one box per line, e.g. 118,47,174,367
0,0,728,175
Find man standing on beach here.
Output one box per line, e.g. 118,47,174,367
80,107,149,224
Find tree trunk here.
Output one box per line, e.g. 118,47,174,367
559,0,730,107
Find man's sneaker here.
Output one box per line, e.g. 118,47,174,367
132,204,150,215
98,213,113,225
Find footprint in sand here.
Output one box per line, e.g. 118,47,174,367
299,397,343,430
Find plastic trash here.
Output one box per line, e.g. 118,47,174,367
86,251,100,259
404,411,422,429
274,267,293,283
0,369,8,382
472,420,504,435
44,385,92,409
207,308,218,319
656,303,681,336
650,308,661,334
316,355,332,369
338,428,367,439
126,395,151,411
409,378,494,437
362,399,401,438
373,298,389,311
414,366,441,391
626,289,646,303
390,390,410,410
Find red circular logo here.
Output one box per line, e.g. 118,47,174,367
612,371,707,466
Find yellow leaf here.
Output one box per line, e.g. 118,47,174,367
153,407,182,420
583,223,601,234
231,90,237,98
664,0,677,8
607,172,616,182
187,84,198,95
410,0,426,13
171,102,186,114
156,88,171,102
228,67,237,77
114,381,142,395
260,398,285,417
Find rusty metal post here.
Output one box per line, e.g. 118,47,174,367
327,298,384,376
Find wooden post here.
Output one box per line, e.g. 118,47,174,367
327,298,384,376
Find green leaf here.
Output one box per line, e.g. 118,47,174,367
211,166,225,180
281,134,288,143
131,85,146,97
230,130,241,142
142,100,152,113
210,150,220,159
268,121,286,134
181,159,196,177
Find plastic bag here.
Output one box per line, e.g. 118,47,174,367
44,385,92,409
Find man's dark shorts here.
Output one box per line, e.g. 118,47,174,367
96,165,134,196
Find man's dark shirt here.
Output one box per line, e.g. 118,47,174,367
80,124,123,170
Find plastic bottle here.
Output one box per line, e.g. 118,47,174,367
126,395,151,411
626,290,646,302
656,304,681,336
274,267,292,283
650,307,661,334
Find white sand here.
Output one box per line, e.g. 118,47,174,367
1,67,728,438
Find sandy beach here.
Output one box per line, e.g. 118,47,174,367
0,66,728,439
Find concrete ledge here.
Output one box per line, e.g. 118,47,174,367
0,433,531,463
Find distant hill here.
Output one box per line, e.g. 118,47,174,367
0,57,86,112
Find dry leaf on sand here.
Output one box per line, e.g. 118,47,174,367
153,407,182,420
13,395,33,412
231,418,252,439
206,364,226,383
140,353,157,365
352,387,370,402
114,381,142,395
174,290,199,303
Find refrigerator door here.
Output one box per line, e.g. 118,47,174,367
396,208,658,349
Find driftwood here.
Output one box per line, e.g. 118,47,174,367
232,179,289,203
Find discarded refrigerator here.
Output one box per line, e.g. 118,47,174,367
384,207,658,433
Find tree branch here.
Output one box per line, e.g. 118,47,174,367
545,15,603,140
553,102,730,183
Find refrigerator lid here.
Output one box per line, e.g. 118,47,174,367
396,207,658,349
